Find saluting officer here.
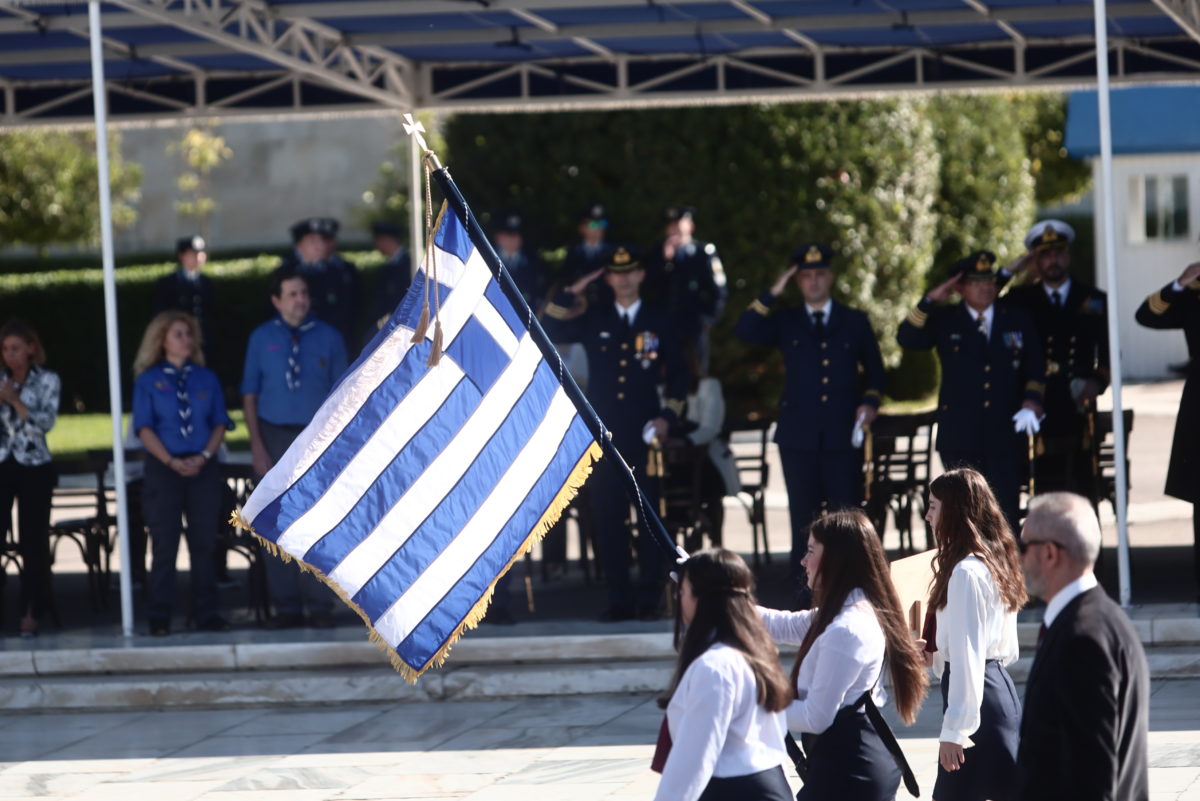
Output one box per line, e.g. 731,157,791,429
898,251,1046,531
734,243,886,586
154,236,217,363
278,217,362,344
543,247,688,622
643,205,727,370
1000,220,1111,502
1135,259,1200,602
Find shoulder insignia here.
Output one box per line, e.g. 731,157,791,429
1146,291,1170,315
750,299,771,317
905,307,928,328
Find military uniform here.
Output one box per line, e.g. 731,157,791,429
369,221,412,331
642,205,727,366
1136,277,1200,596
154,236,217,363
734,243,886,579
898,251,1045,529
278,218,362,344
543,248,687,619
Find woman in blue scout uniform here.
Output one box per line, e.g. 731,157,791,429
897,251,1046,532
998,220,1111,503
923,469,1025,801
543,247,688,622
132,311,232,636
734,243,886,593
758,511,928,801
1136,259,1200,601
652,549,793,801
0,321,60,638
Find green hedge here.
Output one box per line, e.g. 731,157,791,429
0,251,384,412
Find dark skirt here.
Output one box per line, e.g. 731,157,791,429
798,705,900,801
699,765,793,801
933,660,1021,801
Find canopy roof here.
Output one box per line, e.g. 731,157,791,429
2,0,1199,124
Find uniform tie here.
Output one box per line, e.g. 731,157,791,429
1050,289,1062,308
161,363,193,441
812,309,826,339
619,311,632,334
1037,622,1048,645
976,311,988,340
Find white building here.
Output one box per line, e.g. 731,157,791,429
1066,87,1200,381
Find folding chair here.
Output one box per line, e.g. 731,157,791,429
727,419,773,566
863,410,937,553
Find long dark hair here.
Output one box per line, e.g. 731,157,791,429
790,511,928,724
927,469,1027,613
659,548,791,713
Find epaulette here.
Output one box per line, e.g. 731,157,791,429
749,299,771,317
1146,291,1170,316
905,306,928,328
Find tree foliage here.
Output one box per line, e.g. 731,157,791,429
168,125,233,239
356,112,444,241
0,130,141,253
1010,91,1093,208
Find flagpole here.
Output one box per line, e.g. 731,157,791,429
430,166,682,562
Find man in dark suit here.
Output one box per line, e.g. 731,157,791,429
1017,491,1149,801
543,247,688,621
735,242,885,584
1136,260,1200,602
154,236,217,363
898,251,1046,530
1001,220,1111,503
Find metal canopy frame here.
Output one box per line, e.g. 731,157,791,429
1,0,1199,124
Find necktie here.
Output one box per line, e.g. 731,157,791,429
976,312,988,340
812,309,826,339
1037,622,1048,646
620,312,632,334
1050,289,1062,308
162,363,193,441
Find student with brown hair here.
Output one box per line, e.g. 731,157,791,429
759,510,928,800
924,468,1027,801
654,548,793,801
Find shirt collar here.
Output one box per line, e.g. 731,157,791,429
966,303,994,325
274,315,316,332
1043,278,1072,301
1044,572,1099,628
615,298,642,321
807,299,833,320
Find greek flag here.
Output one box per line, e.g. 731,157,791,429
233,202,601,681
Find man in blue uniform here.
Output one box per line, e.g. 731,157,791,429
1000,220,1111,503
563,203,615,307
278,217,362,344
242,267,349,628
643,205,727,371
735,243,886,585
493,212,547,314
543,247,688,621
369,220,412,333
898,251,1046,531
154,236,217,363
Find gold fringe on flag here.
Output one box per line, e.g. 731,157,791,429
228,439,604,683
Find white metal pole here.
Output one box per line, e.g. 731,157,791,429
1092,0,1132,607
408,110,423,277
89,1,134,636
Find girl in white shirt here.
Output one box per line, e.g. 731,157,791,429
654,548,793,801
925,468,1027,801
759,510,928,801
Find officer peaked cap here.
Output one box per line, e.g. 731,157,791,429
580,203,607,223
1024,219,1075,251
176,235,205,255
371,221,404,239
496,211,524,233
790,242,833,270
290,217,325,242
605,247,641,273
662,204,695,223
951,249,998,281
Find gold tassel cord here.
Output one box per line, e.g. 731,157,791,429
227,439,604,683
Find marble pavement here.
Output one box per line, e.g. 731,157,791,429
0,678,1198,800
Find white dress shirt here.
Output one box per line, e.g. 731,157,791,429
1043,572,1099,628
1043,278,1072,305
968,304,995,340
655,643,789,801
759,588,887,735
935,555,1020,746
615,298,642,325
806,298,833,326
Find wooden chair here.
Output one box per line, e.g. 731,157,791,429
727,420,773,566
863,410,938,553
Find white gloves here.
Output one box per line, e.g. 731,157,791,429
851,411,868,448
1012,407,1042,436
642,420,658,445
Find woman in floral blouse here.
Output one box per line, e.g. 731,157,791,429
0,321,60,638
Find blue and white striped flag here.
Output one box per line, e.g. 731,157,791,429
233,202,602,681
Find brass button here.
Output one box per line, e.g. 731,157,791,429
619,359,627,367
820,342,828,349
793,339,799,345
600,346,607,352
621,343,629,350
984,401,991,408
617,376,626,383
984,365,991,372
821,377,829,384
822,359,830,366
617,392,625,399
941,404,949,411
984,382,990,389
1070,336,1077,343
821,395,828,402
1047,335,1054,343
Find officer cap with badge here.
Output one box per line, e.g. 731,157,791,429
605,247,641,273
290,217,329,243
496,211,524,234
952,249,999,282
580,203,608,229
791,242,834,270
371,221,404,240
176,235,205,255
662,204,696,223
1024,219,1075,252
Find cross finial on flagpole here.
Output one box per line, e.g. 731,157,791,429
403,113,430,154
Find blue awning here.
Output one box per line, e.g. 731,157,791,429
1066,86,1200,156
